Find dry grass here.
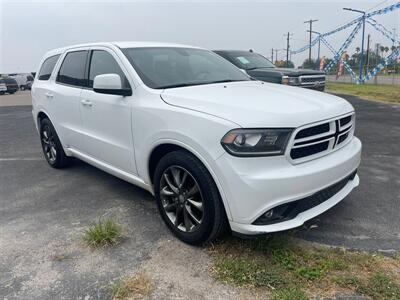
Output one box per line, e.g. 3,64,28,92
51,253,70,262
111,272,154,300
209,235,400,299
326,82,400,103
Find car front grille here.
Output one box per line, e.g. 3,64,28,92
299,75,325,86
289,113,355,163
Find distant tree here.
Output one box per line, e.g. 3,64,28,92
368,51,382,66
379,45,385,56
275,60,294,68
301,58,318,70
384,47,389,55
391,46,396,52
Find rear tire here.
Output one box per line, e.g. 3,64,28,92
40,118,70,168
154,150,228,245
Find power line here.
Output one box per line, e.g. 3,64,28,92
366,0,391,12
324,0,390,36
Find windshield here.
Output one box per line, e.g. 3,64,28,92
227,52,275,70
122,47,250,89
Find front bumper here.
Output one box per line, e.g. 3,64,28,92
214,137,361,235
6,86,18,93
303,84,325,91
288,83,325,91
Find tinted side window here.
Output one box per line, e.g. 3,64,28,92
88,50,129,88
57,51,87,87
38,55,60,80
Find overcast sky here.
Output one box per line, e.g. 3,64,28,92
0,0,399,73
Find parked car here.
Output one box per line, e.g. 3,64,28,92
0,77,19,95
214,50,326,91
32,42,361,245
10,74,34,90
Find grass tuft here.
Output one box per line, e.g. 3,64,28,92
357,272,400,300
111,272,153,300
272,286,308,300
83,218,122,248
213,256,285,289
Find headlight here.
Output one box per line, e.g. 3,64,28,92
281,76,299,85
221,128,293,157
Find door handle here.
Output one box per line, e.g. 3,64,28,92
45,92,54,98
81,99,93,107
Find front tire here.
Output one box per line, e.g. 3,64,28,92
154,150,228,245
40,118,70,168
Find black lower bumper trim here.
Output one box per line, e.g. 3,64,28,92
252,170,357,225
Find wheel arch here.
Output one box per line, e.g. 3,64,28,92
147,140,233,220
35,109,68,152
37,111,49,129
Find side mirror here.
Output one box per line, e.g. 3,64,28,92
93,74,132,96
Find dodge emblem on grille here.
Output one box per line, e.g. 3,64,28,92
333,120,345,148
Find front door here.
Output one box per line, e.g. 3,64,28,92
79,48,136,174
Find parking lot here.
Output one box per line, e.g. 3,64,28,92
1,91,399,299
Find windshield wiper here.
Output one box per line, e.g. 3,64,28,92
156,83,193,89
157,79,247,89
247,67,274,70
204,79,248,84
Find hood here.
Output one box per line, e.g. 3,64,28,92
248,67,324,77
160,81,353,128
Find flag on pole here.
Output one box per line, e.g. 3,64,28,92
336,51,348,79
319,56,326,70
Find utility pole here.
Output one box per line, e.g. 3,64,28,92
365,34,371,75
343,7,366,83
271,48,274,62
284,32,293,67
274,49,280,63
374,43,379,85
307,30,321,69
304,19,318,61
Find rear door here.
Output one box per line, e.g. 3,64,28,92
33,54,61,123
51,48,89,150
79,47,136,174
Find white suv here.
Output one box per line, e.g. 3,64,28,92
32,42,361,245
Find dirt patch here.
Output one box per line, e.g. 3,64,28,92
136,238,268,299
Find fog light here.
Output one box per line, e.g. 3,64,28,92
263,209,274,219
253,202,297,225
